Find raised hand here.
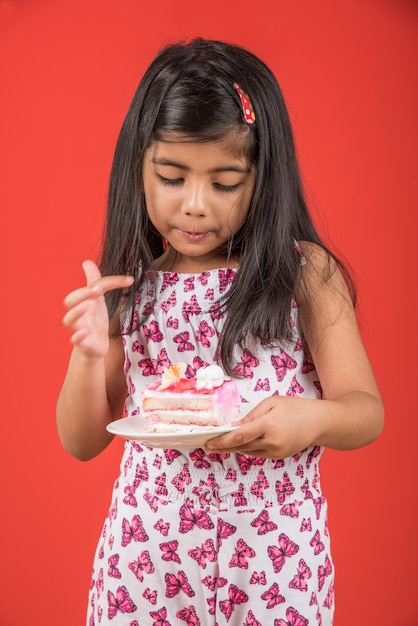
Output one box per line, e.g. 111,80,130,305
62,260,134,359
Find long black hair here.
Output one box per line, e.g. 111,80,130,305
100,38,355,374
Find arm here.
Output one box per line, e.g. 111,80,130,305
56,260,134,461
205,243,384,458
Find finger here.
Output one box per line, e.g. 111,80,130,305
82,259,102,286
206,421,264,451
64,274,134,309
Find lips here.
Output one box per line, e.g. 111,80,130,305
179,230,211,242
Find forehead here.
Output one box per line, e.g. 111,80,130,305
149,129,253,163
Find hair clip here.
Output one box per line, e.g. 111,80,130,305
234,83,256,124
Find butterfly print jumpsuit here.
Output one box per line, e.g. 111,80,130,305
87,268,334,625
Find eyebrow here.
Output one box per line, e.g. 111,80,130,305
150,157,251,174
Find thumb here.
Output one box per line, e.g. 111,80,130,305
82,259,102,287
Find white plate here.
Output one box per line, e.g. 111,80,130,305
106,403,256,449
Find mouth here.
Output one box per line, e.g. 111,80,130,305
179,230,211,242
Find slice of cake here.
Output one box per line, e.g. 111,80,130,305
140,362,242,432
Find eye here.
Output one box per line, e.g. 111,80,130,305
214,183,241,193
157,175,183,187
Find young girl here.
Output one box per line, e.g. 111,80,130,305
57,38,383,626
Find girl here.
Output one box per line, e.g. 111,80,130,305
57,38,383,625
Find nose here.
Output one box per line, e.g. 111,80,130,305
181,181,208,217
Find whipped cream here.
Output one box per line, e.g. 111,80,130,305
195,365,226,390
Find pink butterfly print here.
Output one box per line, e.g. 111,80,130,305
276,472,295,504
108,554,122,579
280,500,301,518
189,448,211,469
197,271,211,286
301,478,313,501
218,268,236,293
229,538,256,569
202,574,228,591
296,464,304,478
143,320,164,343
123,450,134,475
155,473,168,497
166,316,179,329
209,302,224,321
142,587,158,605
232,483,247,507
250,469,269,499
236,453,265,475
161,272,179,290
128,376,136,397
312,495,326,520
177,605,201,625
318,555,332,591
301,354,315,374
165,569,195,598
184,276,195,291
243,609,262,626
272,458,285,469
196,320,216,347
254,377,270,392
226,468,237,482
249,570,267,585
172,464,192,493
306,445,321,469
107,585,137,620
216,518,237,546
251,509,278,535
164,448,181,464
232,349,260,379
204,287,215,301
309,591,318,606
271,350,297,382
323,582,334,609
153,454,163,469
182,295,201,322
123,483,138,507
139,357,157,377
159,539,181,564
289,558,312,592
108,498,118,521
132,340,144,354
286,375,304,397
219,584,249,622
124,353,132,375
143,489,160,512
153,518,170,536
300,518,312,533
268,533,299,573
261,582,286,609
188,538,217,569
155,348,171,375
179,499,215,534
150,606,170,626
135,458,150,484
174,331,195,352
293,338,303,352
310,530,325,555
128,550,155,582
207,594,217,615
161,290,177,313
121,515,149,547
96,567,104,597
274,606,309,626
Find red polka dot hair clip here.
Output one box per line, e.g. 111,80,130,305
234,83,256,124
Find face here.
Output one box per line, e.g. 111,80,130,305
142,131,255,272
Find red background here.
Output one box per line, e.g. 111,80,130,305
1,1,417,624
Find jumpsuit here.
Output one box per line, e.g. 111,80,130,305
87,267,334,625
